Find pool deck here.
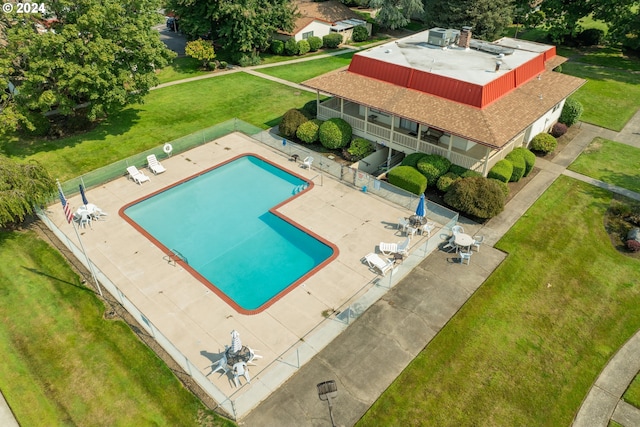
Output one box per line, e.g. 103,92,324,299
45,132,441,417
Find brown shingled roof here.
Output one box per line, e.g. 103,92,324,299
302,66,585,149
290,0,361,35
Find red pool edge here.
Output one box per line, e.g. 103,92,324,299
118,153,340,316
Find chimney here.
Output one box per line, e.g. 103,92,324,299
458,26,472,49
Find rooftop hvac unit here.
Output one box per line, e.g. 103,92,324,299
427,28,460,47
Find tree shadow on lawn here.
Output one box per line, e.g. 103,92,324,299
2,107,143,158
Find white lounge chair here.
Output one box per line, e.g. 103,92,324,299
127,166,150,184
232,362,250,387
146,154,166,175
364,253,394,276
302,156,313,169
379,238,410,256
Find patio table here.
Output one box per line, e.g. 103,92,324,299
454,233,474,252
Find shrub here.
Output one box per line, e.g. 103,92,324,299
279,108,309,138
416,154,451,185
319,118,352,149
530,132,558,153
551,122,568,137
270,39,284,55
627,240,640,252
436,172,460,192
511,147,536,176
237,53,261,67
401,153,428,168
553,64,563,73
301,100,317,118
296,119,322,143
448,164,468,176
505,150,526,182
559,97,584,127
577,28,604,46
218,61,228,69
444,177,505,219
297,39,310,55
352,25,368,42
489,178,510,199
388,166,427,195
461,169,483,178
307,36,323,52
284,37,298,56
487,159,513,183
323,33,343,49
347,138,374,160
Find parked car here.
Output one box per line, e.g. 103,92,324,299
166,17,179,32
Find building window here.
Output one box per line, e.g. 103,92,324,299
302,31,313,39
552,102,561,113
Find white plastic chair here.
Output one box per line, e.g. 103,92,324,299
406,226,418,238
75,211,92,229
247,347,263,365
460,251,472,265
422,221,435,238
232,362,250,387
210,354,228,376
442,236,457,252
302,156,313,169
126,166,150,184
452,225,464,235
364,253,394,276
146,154,167,175
379,238,410,256
472,235,484,252
397,217,409,232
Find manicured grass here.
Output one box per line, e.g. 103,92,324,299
358,176,640,426
0,230,234,426
624,373,640,407
155,56,211,84
568,138,640,193
256,52,355,83
3,73,316,181
259,48,350,65
562,61,640,131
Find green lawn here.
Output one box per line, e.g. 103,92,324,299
358,176,640,426
624,373,640,407
2,73,316,181
256,52,355,83
568,138,640,193
0,230,234,426
155,56,212,84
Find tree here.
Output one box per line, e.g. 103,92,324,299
167,0,296,55
369,0,423,30
0,156,56,227
423,0,514,41
185,39,216,69
592,0,640,49
0,0,175,137
539,0,594,43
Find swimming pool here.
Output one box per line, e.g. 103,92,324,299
121,154,337,314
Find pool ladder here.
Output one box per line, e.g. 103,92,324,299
292,183,308,194
164,248,188,266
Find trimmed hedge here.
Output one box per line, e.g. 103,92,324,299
347,137,374,160
323,33,343,49
444,177,505,219
270,39,284,55
284,37,298,55
319,118,352,149
401,153,428,168
352,25,368,42
511,147,536,176
448,164,469,176
296,119,322,143
416,154,451,185
530,132,558,153
487,159,513,183
461,169,482,178
436,172,460,192
505,150,526,182
297,39,310,55
489,178,510,199
388,166,427,195
308,36,322,51
301,100,317,118
559,97,584,126
279,108,308,138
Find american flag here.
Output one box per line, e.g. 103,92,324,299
57,183,74,224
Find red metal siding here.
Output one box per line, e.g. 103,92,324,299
515,55,545,86
410,70,483,107
481,70,516,107
348,56,412,87
544,47,556,62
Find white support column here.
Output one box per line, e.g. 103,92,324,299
447,134,453,159
481,146,491,176
340,98,344,118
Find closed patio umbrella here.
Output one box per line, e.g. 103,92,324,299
230,330,242,353
79,184,89,207
415,194,426,218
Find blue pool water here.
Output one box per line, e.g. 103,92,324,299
123,155,335,312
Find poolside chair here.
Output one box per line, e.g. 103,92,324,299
247,347,263,366
379,237,410,256
460,251,472,265
84,203,107,220
126,166,150,185
232,362,250,387
364,253,394,276
406,226,418,238
452,225,464,235
422,221,436,238
210,354,228,376
397,217,409,233
75,211,92,229
146,154,167,175
472,235,484,252
302,156,313,169
442,236,457,253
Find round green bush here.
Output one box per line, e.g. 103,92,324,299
530,132,558,153
559,97,583,127
297,39,310,55
270,39,284,55
347,138,374,160
401,153,428,168
296,119,322,143
318,118,352,149
436,172,460,192
487,159,513,183
323,33,343,49
307,36,322,52
387,166,427,195
279,108,309,138
444,177,505,219
284,38,298,55
218,61,228,69
505,150,526,182
352,25,368,42
416,154,451,185
489,178,510,199
301,100,317,118
511,147,535,176
448,164,469,176
461,169,482,178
